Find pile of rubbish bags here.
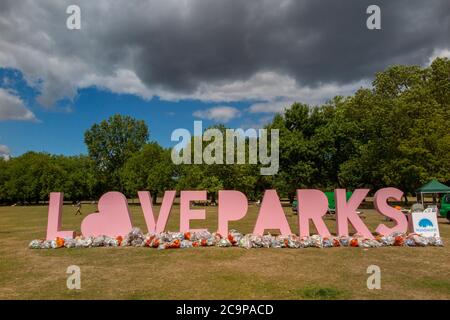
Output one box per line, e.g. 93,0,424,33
29,228,444,250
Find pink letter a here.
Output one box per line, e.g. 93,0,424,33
253,190,292,236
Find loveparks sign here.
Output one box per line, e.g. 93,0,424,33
32,187,443,250
46,188,403,240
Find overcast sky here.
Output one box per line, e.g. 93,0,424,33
0,0,449,157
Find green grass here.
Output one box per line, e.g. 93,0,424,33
295,287,348,300
413,278,450,294
0,202,449,299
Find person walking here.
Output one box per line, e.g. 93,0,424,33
75,201,82,215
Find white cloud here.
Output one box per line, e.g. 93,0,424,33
79,69,365,107
428,48,450,65
0,88,36,121
163,72,368,111
193,106,241,122
247,79,369,114
248,100,294,114
78,69,154,100
241,115,274,130
0,144,10,160
180,71,300,102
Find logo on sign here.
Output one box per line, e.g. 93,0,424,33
418,219,433,228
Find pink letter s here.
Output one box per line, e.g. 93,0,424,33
374,187,407,235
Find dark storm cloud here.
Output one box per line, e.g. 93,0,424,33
0,0,448,106
103,0,449,91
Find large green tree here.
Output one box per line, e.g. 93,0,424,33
268,102,340,201
0,158,9,203
84,114,149,191
337,58,450,200
121,142,175,203
268,57,450,202
0,152,98,204
175,124,267,202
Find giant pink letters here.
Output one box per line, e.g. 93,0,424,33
138,190,176,233
253,190,292,236
297,189,331,237
335,189,374,239
81,192,133,237
218,190,248,236
45,187,407,239
374,187,408,235
46,192,75,240
179,191,207,233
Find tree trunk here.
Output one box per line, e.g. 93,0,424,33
210,192,217,205
288,192,295,204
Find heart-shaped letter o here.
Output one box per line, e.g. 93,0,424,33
81,192,133,238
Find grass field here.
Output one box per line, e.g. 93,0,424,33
0,202,449,300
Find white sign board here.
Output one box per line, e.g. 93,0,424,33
410,211,440,237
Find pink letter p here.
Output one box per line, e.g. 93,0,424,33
218,190,248,236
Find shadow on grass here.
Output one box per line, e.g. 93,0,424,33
290,286,349,300
414,278,450,294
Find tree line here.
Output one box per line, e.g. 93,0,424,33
0,58,449,204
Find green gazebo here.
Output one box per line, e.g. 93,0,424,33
416,180,450,205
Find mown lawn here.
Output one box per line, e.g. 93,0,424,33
0,202,449,299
